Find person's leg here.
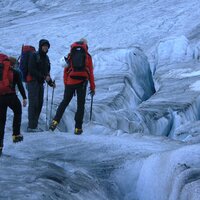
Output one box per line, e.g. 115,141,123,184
74,82,87,132
54,86,74,122
9,95,22,135
27,81,40,129
0,96,8,152
50,86,74,130
8,94,23,142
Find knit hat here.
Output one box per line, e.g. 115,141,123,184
80,38,88,44
79,38,88,50
39,39,50,49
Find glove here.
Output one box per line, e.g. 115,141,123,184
49,80,56,88
90,90,95,96
49,82,56,88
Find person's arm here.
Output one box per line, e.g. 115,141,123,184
87,54,95,94
15,70,27,100
45,56,56,87
14,70,27,106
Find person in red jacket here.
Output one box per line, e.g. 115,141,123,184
0,56,27,156
49,38,95,134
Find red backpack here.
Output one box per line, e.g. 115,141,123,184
0,53,14,95
66,41,90,80
19,45,36,82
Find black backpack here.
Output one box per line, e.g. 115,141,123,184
69,41,88,71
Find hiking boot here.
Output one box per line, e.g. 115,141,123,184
13,134,23,143
74,128,83,135
49,120,58,131
27,127,43,133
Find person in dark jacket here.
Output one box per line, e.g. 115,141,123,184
49,38,95,135
0,56,27,156
27,39,55,132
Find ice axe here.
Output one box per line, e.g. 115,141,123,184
45,83,49,130
49,80,55,123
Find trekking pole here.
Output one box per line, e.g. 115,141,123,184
89,93,94,121
46,83,49,130
18,44,23,63
49,80,55,123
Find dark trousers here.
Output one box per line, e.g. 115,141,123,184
54,82,87,129
0,94,22,147
27,81,44,129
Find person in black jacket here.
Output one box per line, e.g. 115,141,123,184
27,39,55,132
0,56,27,156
